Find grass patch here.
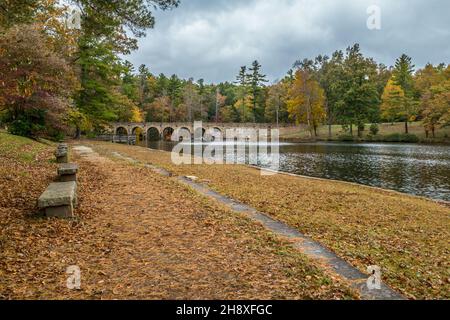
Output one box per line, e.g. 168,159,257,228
366,133,420,143
0,131,53,163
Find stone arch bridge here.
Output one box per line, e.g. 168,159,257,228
112,122,288,142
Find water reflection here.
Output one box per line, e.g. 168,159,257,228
146,141,450,201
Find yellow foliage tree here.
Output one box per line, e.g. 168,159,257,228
422,67,450,136
382,77,418,133
131,105,144,123
381,78,405,124
234,95,254,123
286,70,325,137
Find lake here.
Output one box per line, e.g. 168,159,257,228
146,141,450,202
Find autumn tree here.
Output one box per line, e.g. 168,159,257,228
265,81,289,125
416,64,450,137
415,64,447,94
381,78,405,124
0,1,82,138
286,69,326,137
234,95,254,123
421,86,448,137
181,79,201,122
0,24,78,137
214,89,227,122
439,67,450,127
145,96,171,122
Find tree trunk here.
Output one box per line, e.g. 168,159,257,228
405,121,409,134
75,126,81,139
306,103,313,138
432,126,436,138
326,101,332,139
350,124,353,136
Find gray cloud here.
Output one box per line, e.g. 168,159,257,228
126,0,450,83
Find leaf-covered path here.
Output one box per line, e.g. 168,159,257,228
0,136,356,299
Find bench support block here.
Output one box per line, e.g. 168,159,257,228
45,204,74,218
60,174,76,182
56,155,68,163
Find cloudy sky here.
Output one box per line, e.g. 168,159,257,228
126,0,450,83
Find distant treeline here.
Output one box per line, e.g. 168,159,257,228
0,1,448,139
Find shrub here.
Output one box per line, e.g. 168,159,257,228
384,133,401,142
384,133,419,143
370,124,380,135
7,110,46,137
401,134,420,143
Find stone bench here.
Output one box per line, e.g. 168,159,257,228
38,182,77,218
58,163,79,182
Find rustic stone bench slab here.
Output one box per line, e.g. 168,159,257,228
58,163,79,182
38,182,77,218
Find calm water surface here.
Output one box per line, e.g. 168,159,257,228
147,141,450,202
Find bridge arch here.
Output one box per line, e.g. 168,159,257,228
132,127,144,143
162,127,175,141
116,127,128,136
147,127,161,141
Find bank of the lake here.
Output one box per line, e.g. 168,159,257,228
88,141,450,300
279,121,450,145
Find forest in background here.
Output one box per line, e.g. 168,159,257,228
0,0,449,140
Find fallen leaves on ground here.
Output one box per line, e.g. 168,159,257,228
0,135,357,300
88,141,450,300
